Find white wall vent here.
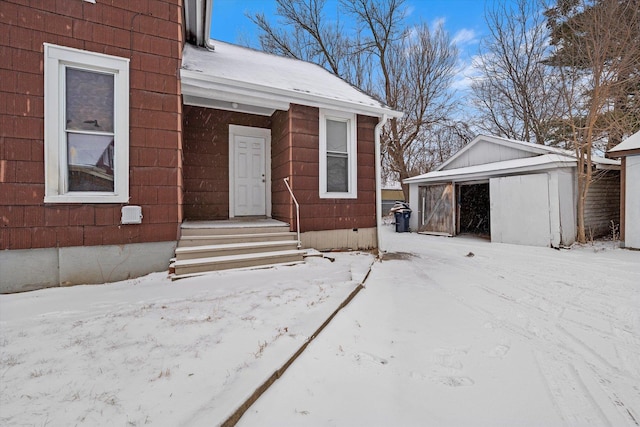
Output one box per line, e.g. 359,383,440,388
121,206,143,224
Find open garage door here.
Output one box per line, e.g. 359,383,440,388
490,174,552,247
418,183,455,235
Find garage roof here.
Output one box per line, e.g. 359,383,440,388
404,154,579,184
436,134,619,172
609,130,640,155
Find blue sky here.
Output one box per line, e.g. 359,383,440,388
210,0,487,49
210,0,494,93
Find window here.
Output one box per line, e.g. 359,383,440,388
319,109,357,198
44,44,129,203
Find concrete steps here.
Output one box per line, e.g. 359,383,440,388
178,232,297,247
172,220,305,278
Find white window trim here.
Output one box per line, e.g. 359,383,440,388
44,43,129,204
319,109,357,199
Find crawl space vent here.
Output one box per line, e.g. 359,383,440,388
121,206,143,224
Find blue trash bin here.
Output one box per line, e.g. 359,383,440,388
394,210,411,232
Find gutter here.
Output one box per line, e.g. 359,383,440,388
180,68,402,120
203,0,215,51
374,114,389,254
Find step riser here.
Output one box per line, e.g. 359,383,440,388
174,254,304,275
181,226,290,236
176,243,299,260
178,233,297,247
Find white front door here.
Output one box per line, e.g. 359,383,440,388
229,125,271,217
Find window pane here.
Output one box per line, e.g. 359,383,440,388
326,119,347,153
66,68,114,132
327,153,348,193
67,133,114,192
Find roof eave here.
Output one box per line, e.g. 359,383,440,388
404,160,576,185
608,148,640,158
180,68,403,119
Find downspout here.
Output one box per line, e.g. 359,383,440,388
375,114,389,255
203,0,215,51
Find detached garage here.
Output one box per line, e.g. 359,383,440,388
404,135,620,247
609,130,640,249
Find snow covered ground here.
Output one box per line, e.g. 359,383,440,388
239,227,640,426
2,226,639,426
0,252,373,426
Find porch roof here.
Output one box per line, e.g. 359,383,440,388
404,154,578,185
180,40,403,118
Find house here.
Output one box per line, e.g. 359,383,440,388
0,0,401,293
608,130,640,249
404,135,620,247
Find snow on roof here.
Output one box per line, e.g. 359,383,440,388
609,130,640,154
404,154,579,184
180,40,402,118
434,134,619,172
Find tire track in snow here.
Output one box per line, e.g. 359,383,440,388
534,352,613,426
407,246,640,426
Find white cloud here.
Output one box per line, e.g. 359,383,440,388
451,54,483,92
431,17,447,29
404,4,416,18
452,28,478,46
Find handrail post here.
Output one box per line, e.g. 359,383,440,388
283,177,301,249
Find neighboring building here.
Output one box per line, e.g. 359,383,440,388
381,185,405,216
404,135,620,248
609,130,640,249
0,0,401,293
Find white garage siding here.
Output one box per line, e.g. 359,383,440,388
488,170,576,248
625,156,640,249
444,139,534,170
490,174,553,247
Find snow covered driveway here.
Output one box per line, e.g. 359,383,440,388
240,227,640,426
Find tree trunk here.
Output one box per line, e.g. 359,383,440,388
576,176,587,243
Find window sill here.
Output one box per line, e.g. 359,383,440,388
319,192,358,199
45,194,129,204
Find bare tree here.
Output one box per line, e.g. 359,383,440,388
250,0,461,198
545,0,640,242
472,0,565,144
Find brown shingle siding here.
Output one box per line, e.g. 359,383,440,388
68,206,95,226
280,105,378,232
14,160,43,183
9,227,31,248
55,226,84,247
14,183,44,205
0,1,19,24
1,0,183,250
4,138,32,161
182,105,271,220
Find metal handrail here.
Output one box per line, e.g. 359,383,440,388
283,177,301,249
